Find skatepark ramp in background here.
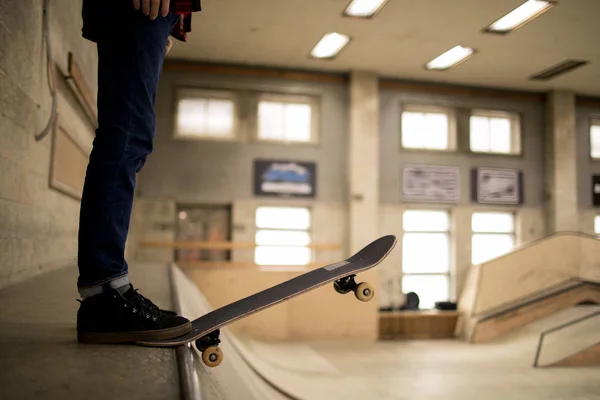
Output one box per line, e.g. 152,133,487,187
456,231,600,343
533,306,600,368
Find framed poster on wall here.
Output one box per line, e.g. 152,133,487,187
253,159,317,198
402,164,460,203
472,167,523,205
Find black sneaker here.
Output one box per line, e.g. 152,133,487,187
128,285,178,316
77,285,192,344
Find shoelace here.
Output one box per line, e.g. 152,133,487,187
137,290,163,313
126,289,161,321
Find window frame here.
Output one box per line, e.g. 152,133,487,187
400,208,452,309
470,211,517,265
173,87,240,142
253,93,321,145
469,109,522,155
399,104,457,152
254,205,313,269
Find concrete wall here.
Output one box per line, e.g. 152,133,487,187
0,0,96,288
138,71,349,204
576,103,600,234
132,63,600,322
377,88,547,306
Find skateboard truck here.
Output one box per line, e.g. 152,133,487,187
195,329,223,367
333,274,374,302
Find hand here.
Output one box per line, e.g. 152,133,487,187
133,0,170,20
165,37,173,55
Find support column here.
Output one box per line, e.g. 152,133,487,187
348,71,380,253
546,91,578,232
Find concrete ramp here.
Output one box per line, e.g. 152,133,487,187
171,265,294,400
533,306,600,368
171,265,388,400
549,342,600,367
457,231,600,343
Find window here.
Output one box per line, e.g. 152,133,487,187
590,119,600,158
595,216,600,234
254,206,311,266
174,88,237,140
257,94,318,143
471,212,515,264
470,110,521,154
401,106,456,151
401,210,451,309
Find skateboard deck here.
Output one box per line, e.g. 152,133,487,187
136,234,397,366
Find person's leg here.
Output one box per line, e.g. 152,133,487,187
76,0,190,343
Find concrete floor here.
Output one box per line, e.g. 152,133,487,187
238,328,600,400
0,262,180,400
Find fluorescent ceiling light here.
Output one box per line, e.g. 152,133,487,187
310,33,350,59
426,45,475,70
343,0,389,18
485,0,556,33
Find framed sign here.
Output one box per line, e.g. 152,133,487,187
254,159,316,198
49,116,91,201
402,164,460,203
472,167,522,205
592,175,600,207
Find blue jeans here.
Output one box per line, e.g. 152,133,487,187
77,1,178,296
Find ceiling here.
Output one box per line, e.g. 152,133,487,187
168,0,600,96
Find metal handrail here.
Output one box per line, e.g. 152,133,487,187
532,308,600,368
169,264,203,400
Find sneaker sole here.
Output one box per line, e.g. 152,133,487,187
77,321,192,344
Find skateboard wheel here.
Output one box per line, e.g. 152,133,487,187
202,346,223,368
333,281,350,295
354,282,374,302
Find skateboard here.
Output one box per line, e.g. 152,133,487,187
136,234,397,367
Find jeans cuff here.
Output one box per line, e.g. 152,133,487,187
78,274,130,298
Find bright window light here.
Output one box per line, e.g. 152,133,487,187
403,210,450,232
256,207,310,230
486,0,556,33
591,124,600,158
426,45,475,70
402,233,450,274
472,234,515,265
258,101,312,142
255,246,311,266
255,230,311,246
310,33,350,59
343,0,389,17
595,216,600,234
254,207,312,266
472,212,515,233
471,212,516,264
470,116,511,153
401,209,452,308
176,97,235,138
401,111,450,150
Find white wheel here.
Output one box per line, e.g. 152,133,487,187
202,346,223,367
354,282,374,302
